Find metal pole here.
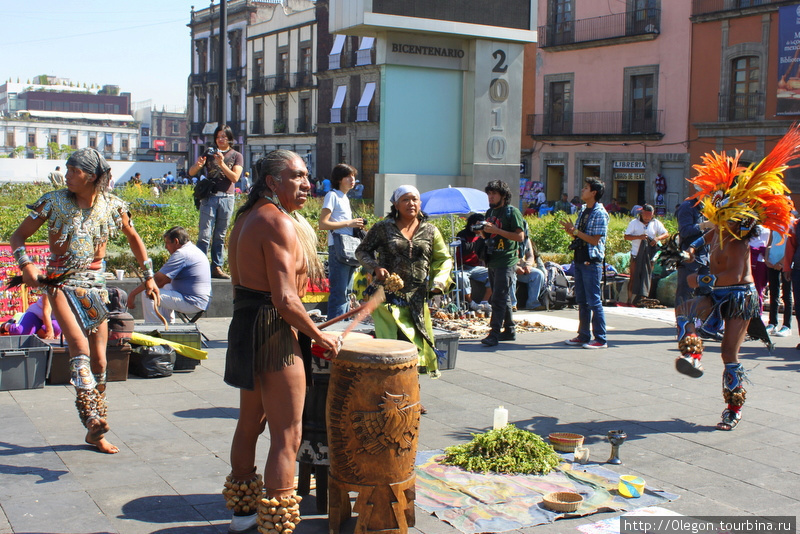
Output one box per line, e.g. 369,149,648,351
218,0,227,126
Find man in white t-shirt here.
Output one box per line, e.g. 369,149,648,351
624,204,668,305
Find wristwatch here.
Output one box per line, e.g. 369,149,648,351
572,228,579,237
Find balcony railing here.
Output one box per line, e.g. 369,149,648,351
248,74,293,94
692,0,776,16
527,110,664,136
356,105,379,123
273,119,287,134
296,117,311,133
294,71,314,89
250,121,264,135
719,92,764,121
227,66,246,80
538,9,660,48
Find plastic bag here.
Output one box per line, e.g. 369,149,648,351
130,343,176,378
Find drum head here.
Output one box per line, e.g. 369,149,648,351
335,338,418,367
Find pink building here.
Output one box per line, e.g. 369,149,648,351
528,0,692,214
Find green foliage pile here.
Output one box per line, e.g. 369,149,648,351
442,425,562,475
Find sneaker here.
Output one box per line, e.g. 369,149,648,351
675,355,704,378
229,513,258,533
565,337,587,346
498,329,516,341
766,324,778,335
582,341,608,349
774,325,791,337
481,335,499,347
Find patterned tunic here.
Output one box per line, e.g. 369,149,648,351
355,218,452,374
28,189,127,270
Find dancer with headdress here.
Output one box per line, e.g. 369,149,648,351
9,148,159,453
675,126,800,430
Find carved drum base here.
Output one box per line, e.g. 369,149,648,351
328,475,415,534
326,338,421,534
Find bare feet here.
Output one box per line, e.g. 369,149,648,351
85,434,119,454
85,418,118,454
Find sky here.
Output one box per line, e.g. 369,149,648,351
3,1,198,111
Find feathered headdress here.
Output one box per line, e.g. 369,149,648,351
688,124,800,241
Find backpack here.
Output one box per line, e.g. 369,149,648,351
106,287,134,346
193,178,215,209
541,261,574,310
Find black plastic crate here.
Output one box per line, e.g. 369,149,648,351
0,335,52,391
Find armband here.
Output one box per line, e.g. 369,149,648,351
12,246,26,262
697,273,716,289
143,258,154,281
689,235,706,251
16,254,32,268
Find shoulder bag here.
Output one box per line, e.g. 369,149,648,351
332,231,362,267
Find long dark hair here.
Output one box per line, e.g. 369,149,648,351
235,149,296,220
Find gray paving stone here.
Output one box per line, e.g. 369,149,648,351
2,312,799,533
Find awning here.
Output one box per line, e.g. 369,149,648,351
356,82,376,122
331,85,347,123
358,37,374,50
330,34,346,55
21,109,135,122
329,34,346,69
356,37,375,66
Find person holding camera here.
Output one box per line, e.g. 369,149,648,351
559,177,609,349
318,163,365,320
480,180,525,347
188,124,243,279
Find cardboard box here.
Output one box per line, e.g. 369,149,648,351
0,335,51,391
46,341,130,385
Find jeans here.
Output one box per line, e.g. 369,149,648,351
574,262,606,343
327,246,356,319
488,266,516,336
512,267,545,309
141,285,204,324
767,267,792,328
456,265,490,300
197,194,235,269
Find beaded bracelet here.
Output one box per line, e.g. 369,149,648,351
12,246,26,262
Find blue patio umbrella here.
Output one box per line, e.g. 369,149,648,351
420,187,489,311
420,186,489,216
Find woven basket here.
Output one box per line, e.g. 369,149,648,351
548,432,585,452
542,491,584,512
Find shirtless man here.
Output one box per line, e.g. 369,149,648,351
676,219,762,431
221,149,340,533
10,148,159,453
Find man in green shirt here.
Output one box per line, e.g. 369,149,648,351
481,180,525,347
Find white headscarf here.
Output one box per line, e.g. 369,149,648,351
390,185,421,204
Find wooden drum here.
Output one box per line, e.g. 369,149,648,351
326,337,421,534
